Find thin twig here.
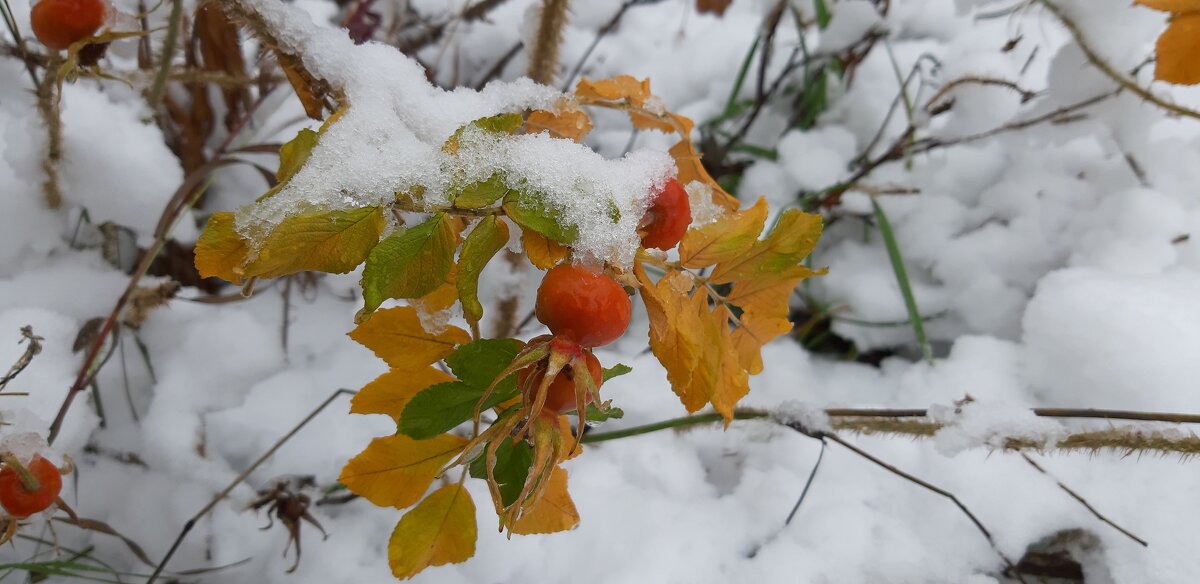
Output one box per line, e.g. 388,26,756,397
821,433,1027,581
47,91,277,443
147,0,183,109
1020,453,1147,547
784,437,825,526
145,389,354,584
1037,0,1200,123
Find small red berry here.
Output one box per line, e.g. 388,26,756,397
535,264,631,348
518,350,602,414
0,455,63,518
30,0,107,51
639,177,692,250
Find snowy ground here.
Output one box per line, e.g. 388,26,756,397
3,0,1200,582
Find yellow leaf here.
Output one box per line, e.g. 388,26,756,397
242,207,385,278
349,306,471,370
388,484,476,580
194,212,250,283
522,229,569,269
1136,0,1200,12
636,263,751,423
708,307,750,423
725,269,814,374
339,433,467,509
635,264,707,412
668,137,741,211
351,367,455,419
678,198,769,268
1155,12,1200,85
509,467,579,535
526,104,593,142
711,208,824,284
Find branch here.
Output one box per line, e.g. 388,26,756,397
1038,0,1200,122
582,406,1200,456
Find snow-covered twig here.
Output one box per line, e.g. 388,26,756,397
1037,0,1200,122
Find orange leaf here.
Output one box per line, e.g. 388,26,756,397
725,268,814,374
668,137,740,211
1155,12,1200,85
194,212,250,283
710,208,824,284
339,433,467,509
636,265,716,412
522,229,569,269
509,467,579,535
678,197,768,268
1135,0,1200,12
388,484,476,580
526,104,593,142
351,367,455,419
575,75,652,106
348,306,470,370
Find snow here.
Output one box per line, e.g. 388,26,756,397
1,0,1200,581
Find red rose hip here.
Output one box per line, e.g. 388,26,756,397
639,177,692,250
31,0,107,51
535,264,631,348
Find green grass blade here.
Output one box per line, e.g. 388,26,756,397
870,198,933,362
722,34,761,118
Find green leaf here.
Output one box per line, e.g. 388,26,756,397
388,484,476,580
601,363,632,383
814,0,831,29
452,174,511,209
584,404,624,422
360,213,458,319
399,381,520,439
501,190,578,243
468,437,532,508
473,113,523,134
444,338,524,390
457,216,510,324
444,113,524,152
243,207,385,278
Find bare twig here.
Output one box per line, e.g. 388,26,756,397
1020,453,1147,547
821,433,1027,581
145,388,354,584
1037,0,1200,123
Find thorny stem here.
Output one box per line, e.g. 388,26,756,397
527,0,569,85
581,406,1200,456
35,54,63,209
